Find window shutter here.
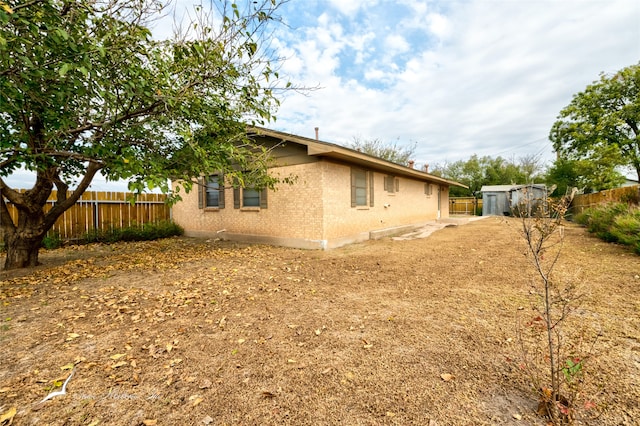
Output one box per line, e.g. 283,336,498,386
219,174,225,209
369,171,374,207
395,178,399,193
197,177,204,209
260,188,268,209
350,168,356,207
233,178,240,209
383,176,389,192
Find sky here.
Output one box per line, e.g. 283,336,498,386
5,0,640,191
268,0,640,172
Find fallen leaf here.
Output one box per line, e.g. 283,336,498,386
66,332,80,341
512,413,522,420
112,361,128,368
109,353,126,360
440,373,455,382
142,420,157,426
60,363,75,371
166,343,173,353
0,406,17,424
87,420,100,426
189,395,203,406
201,416,214,425
287,359,296,364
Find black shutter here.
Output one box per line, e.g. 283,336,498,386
197,176,204,209
369,171,374,207
260,188,268,209
350,168,356,207
233,178,240,209
219,174,225,209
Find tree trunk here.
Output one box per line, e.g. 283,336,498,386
3,231,44,270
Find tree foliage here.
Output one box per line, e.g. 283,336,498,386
0,0,291,269
550,62,640,181
545,155,625,196
431,154,544,197
349,137,417,166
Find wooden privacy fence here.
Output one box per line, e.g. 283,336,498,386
571,185,640,214
449,197,482,215
2,191,170,240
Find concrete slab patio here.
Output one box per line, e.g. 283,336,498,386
392,216,487,240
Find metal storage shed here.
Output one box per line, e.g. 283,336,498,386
480,184,547,216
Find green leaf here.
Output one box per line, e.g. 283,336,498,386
59,63,72,77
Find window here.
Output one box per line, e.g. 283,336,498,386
351,168,374,207
384,175,399,193
198,174,225,209
242,188,261,207
424,183,433,196
233,181,268,209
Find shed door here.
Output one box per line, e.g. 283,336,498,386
487,195,497,215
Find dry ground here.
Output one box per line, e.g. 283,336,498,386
0,217,638,426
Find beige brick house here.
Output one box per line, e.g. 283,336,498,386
172,127,465,249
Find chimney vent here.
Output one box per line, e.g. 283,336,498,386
424,164,429,173
408,160,415,169
314,127,319,140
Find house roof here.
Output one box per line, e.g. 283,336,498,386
248,127,467,188
481,184,547,192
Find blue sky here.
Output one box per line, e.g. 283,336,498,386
5,0,640,191
269,0,639,172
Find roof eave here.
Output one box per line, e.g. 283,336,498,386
248,127,467,188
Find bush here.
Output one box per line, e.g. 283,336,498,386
42,231,63,250
575,203,640,252
574,203,628,241
82,221,184,244
611,211,640,248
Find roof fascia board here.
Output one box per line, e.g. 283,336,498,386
248,126,467,188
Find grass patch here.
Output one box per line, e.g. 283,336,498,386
574,203,640,252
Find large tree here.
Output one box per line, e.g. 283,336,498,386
550,62,640,181
431,154,542,197
545,154,625,196
0,0,290,269
349,137,417,166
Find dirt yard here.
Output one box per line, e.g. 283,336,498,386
1,217,638,425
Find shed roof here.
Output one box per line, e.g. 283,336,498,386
249,127,467,188
481,184,546,192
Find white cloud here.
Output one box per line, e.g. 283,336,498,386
275,0,640,169
384,34,410,55
327,0,379,16
427,13,451,40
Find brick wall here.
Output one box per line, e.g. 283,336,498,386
321,161,445,240
172,162,324,241
172,159,448,249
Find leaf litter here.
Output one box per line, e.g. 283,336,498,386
0,221,639,425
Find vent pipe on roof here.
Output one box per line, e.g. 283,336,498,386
408,160,415,169
315,127,319,140
424,164,429,173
